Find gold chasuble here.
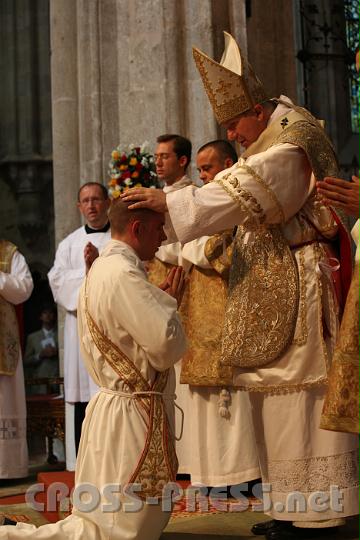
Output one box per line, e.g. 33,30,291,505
180,231,234,386
0,240,20,375
219,106,340,371
84,277,178,500
320,262,359,434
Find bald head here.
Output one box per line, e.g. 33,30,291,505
108,198,166,260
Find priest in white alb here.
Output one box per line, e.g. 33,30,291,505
0,240,33,481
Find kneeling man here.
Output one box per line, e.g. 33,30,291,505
1,199,186,540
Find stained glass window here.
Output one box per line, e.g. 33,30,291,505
344,0,359,133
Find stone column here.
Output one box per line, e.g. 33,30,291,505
246,0,298,102
50,0,81,244
50,0,247,193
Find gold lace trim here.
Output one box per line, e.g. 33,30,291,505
293,248,308,346
217,174,265,227
267,449,359,493
237,163,285,223
84,279,178,500
235,376,328,395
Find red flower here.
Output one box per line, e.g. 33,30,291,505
135,147,141,154
121,171,131,179
135,163,143,171
120,154,128,163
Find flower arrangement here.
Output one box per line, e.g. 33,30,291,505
108,142,160,198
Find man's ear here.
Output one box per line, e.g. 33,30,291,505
130,219,142,238
254,103,265,121
224,157,235,169
77,201,84,215
178,155,188,169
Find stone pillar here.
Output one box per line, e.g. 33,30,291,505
246,0,298,102
50,0,81,244
50,0,247,193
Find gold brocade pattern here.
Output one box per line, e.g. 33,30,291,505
221,226,299,368
204,231,234,281
180,266,233,386
320,264,359,434
146,258,173,288
192,42,268,125
270,121,338,180
0,240,20,376
84,280,178,500
147,257,189,327
267,449,359,492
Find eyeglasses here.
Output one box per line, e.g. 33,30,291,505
79,197,105,205
154,152,176,162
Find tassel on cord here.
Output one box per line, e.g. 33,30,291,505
218,387,231,418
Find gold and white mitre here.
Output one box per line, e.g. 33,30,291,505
193,31,269,124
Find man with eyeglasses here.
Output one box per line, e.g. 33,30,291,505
48,182,110,469
148,134,194,281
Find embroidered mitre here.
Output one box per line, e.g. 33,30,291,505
193,32,269,125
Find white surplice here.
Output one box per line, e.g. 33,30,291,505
1,240,186,539
162,103,359,522
48,226,111,469
0,250,33,478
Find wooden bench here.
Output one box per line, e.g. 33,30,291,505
25,377,65,464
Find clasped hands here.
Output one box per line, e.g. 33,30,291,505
159,266,186,307
84,242,100,273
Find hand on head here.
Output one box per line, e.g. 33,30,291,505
121,188,167,213
316,176,359,217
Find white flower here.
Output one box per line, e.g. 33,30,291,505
141,157,149,167
124,178,132,186
114,184,121,191
141,141,150,153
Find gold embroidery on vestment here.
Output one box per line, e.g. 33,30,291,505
267,448,359,492
293,248,308,346
238,163,285,223
180,266,233,386
216,177,265,227
235,377,328,394
320,263,359,434
220,226,299,368
0,240,20,376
